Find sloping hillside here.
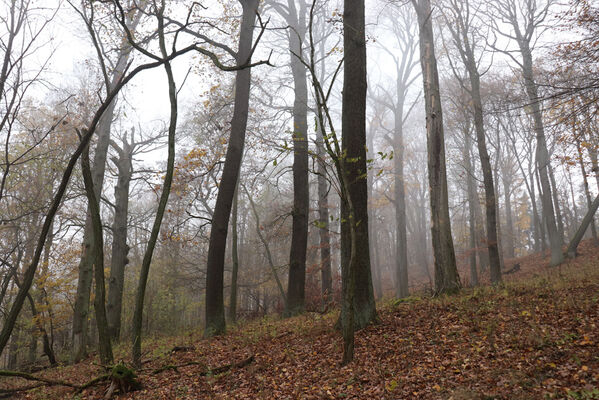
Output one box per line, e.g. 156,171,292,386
3,242,599,399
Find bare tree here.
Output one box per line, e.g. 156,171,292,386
486,0,563,266
376,3,420,298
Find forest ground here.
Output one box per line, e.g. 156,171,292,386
3,241,599,399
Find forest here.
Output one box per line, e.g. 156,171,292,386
0,0,598,398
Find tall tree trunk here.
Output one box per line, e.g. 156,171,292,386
80,145,113,365
466,61,501,284
315,33,332,303
394,98,409,298
106,139,133,341
286,0,309,316
366,123,382,300
464,128,479,286
412,0,460,294
204,0,258,337
228,184,240,323
340,0,377,333
518,40,563,266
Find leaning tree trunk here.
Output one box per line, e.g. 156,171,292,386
106,140,133,342
575,136,598,243
340,0,377,332
412,0,460,294
567,194,599,258
285,1,309,316
204,0,258,337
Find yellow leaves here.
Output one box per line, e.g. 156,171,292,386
385,379,398,392
521,310,531,317
433,384,442,392
579,336,594,345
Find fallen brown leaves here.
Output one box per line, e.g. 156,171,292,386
3,241,599,399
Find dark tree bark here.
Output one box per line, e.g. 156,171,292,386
412,0,461,294
106,136,133,342
80,144,113,365
204,0,258,337
285,0,309,317
340,0,377,334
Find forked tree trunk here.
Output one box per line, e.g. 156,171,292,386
106,138,133,341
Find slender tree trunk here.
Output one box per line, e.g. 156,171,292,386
315,36,332,303
106,140,133,342
340,0,377,332
394,100,409,298
464,128,478,286
548,163,565,243
467,63,501,284
316,123,333,301
503,175,515,258
80,145,113,365
132,16,178,367
286,0,309,316
204,0,258,337
228,184,240,323
413,0,460,294
534,167,548,251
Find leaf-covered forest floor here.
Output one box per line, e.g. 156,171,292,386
4,242,599,399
